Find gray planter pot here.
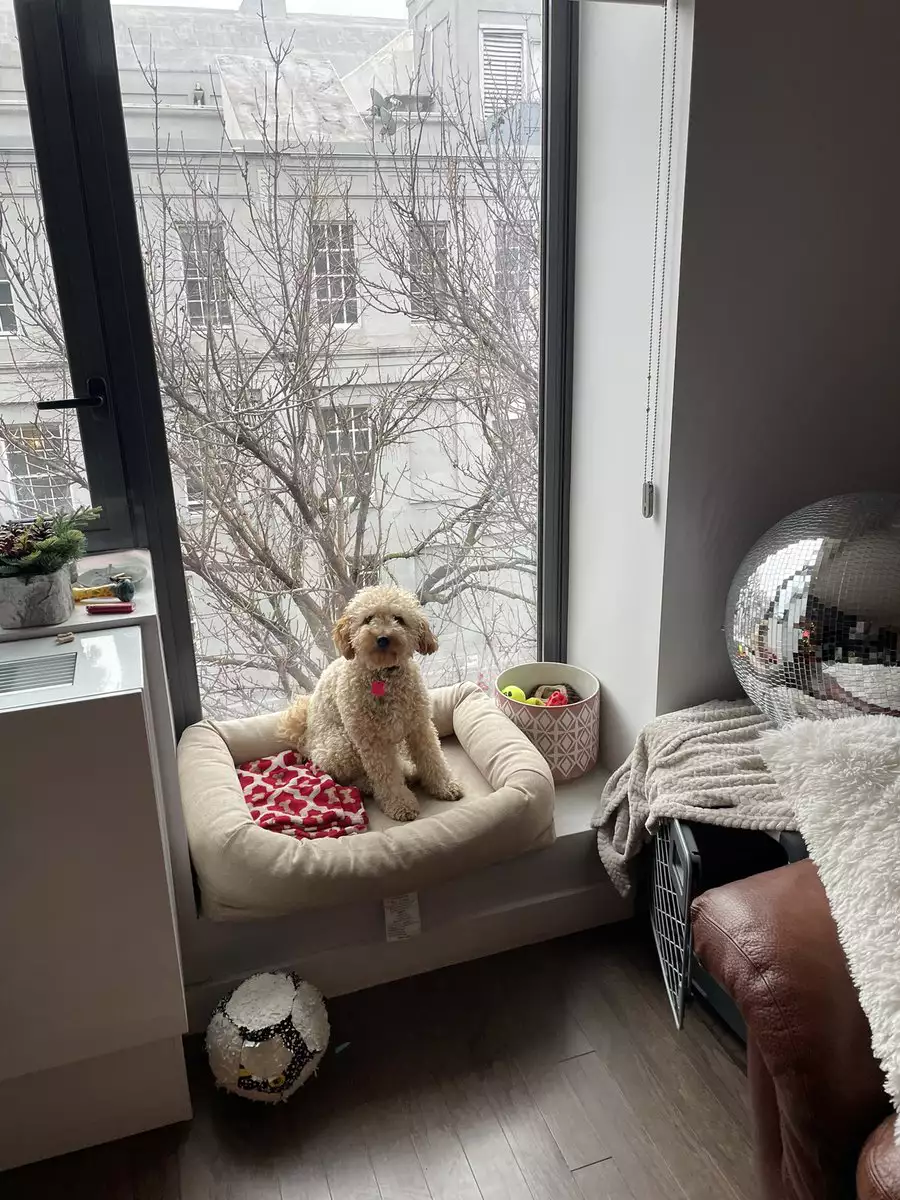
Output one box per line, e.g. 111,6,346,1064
0,568,75,630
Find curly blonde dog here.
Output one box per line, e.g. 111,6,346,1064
280,586,463,821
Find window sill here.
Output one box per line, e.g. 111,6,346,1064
0,548,157,645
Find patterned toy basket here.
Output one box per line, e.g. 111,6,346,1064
494,662,600,782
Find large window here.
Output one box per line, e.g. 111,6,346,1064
4,0,566,724
135,6,545,716
114,1,548,718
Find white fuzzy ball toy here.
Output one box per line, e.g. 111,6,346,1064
206,970,330,1102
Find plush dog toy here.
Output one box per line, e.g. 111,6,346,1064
280,586,462,822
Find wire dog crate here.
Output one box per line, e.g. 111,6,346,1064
650,819,697,1027
650,818,808,1031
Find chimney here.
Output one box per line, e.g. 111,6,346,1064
239,0,287,19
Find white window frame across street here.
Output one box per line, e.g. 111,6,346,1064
312,221,359,326
408,221,449,319
495,220,535,314
176,219,232,329
321,403,373,483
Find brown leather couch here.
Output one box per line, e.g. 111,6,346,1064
691,859,900,1200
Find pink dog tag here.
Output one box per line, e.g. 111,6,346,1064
371,680,386,697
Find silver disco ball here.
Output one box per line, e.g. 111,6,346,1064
726,493,900,725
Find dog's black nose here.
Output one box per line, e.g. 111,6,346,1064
376,636,391,649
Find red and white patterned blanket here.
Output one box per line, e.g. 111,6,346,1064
237,750,368,840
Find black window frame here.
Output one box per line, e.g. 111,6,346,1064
9,0,136,555
538,0,578,663
14,0,200,730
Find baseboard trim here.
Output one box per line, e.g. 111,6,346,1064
0,1036,191,1171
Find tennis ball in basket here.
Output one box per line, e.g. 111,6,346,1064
501,685,526,703
525,696,545,706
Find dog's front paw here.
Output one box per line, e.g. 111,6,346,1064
432,778,463,803
379,788,420,822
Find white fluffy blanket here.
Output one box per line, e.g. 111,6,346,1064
759,716,900,1130
593,700,795,896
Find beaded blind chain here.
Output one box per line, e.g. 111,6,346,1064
643,0,680,519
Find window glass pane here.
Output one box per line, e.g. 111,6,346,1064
115,0,542,717
0,25,88,522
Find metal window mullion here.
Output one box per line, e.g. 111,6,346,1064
538,0,578,663
12,0,134,551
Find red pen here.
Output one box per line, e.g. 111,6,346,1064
86,602,135,615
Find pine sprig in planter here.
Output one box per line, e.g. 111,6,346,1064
0,507,101,578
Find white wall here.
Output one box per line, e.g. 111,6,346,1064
657,0,900,714
568,0,688,768
572,0,900,768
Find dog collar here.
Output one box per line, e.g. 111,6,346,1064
370,665,400,698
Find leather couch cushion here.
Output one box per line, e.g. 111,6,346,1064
859,1118,900,1200
692,861,889,1200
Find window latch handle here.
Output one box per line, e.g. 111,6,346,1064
38,376,107,411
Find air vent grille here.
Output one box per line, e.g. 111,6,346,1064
0,652,77,694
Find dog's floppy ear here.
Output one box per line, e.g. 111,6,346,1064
333,615,355,660
417,618,438,655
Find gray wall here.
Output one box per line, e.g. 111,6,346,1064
657,0,900,714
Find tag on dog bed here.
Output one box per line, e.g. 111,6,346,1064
384,892,421,941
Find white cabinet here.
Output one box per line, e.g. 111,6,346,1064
0,626,190,1169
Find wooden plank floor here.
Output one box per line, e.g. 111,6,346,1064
4,924,754,1200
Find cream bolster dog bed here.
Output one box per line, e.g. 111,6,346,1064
178,682,555,920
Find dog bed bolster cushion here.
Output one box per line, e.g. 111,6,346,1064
178,682,555,919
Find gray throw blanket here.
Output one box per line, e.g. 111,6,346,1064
593,700,795,896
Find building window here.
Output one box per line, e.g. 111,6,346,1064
0,254,17,335
353,552,380,588
313,222,358,325
408,222,449,319
4,423,71,516
184,474,205,514
481,27,527,122
177,221,231,328
495,222,534,315
321,404,373,480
